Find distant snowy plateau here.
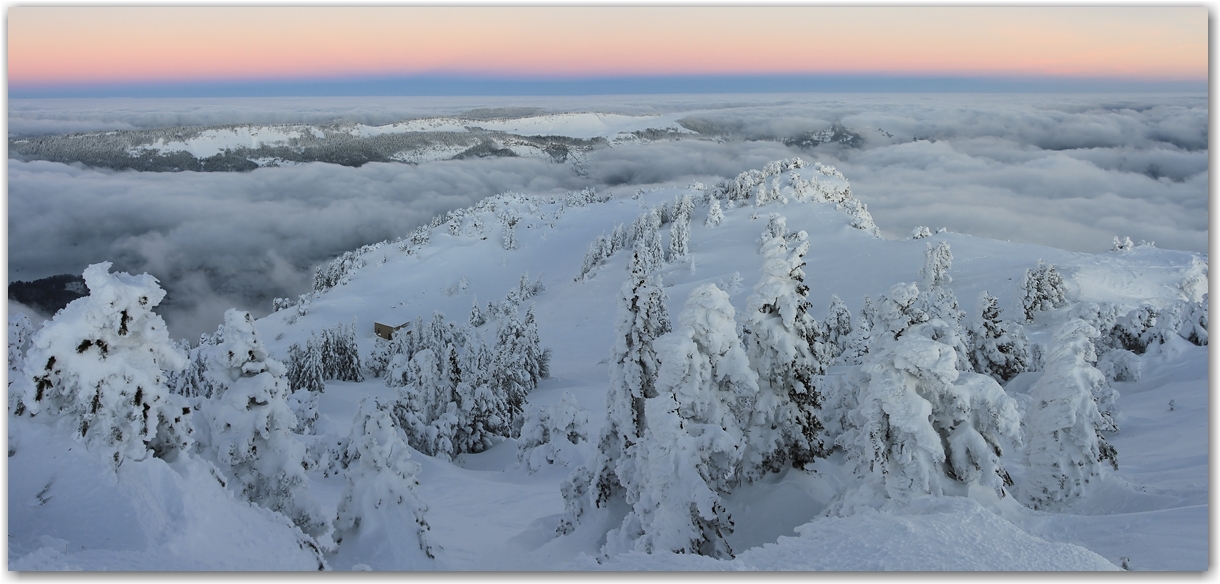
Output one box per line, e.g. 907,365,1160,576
7,110,1209,571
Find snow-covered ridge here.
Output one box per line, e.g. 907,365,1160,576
8,158,1208,571
8,111,696,172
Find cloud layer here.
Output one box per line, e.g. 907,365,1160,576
8,93,1206,339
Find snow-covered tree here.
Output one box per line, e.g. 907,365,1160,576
320,321,364,382
967,291,1030,384
491,308,533,432
1019,260,1068,322
660,284,758,490
8,312,34,375
1179,294,1209,346
587,220,672,513
286,339,326,395
705,198,724,227
469,298,487,328
518,391,588,472
1111,236,1134,252
605,392,735,559
833,283,1020,508
1024,319,1118,509
911,226,932,240
823,294,853,363
201,309,330,541
20,262,191,466
452,335,507,454
919,241,964,324
333,397,434,567
742,216,827,478
606,283,760,558
836,296,874,366
668,200,692,262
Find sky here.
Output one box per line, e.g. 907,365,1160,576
7,6,1208,97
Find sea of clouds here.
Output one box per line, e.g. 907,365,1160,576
8,93,1207,338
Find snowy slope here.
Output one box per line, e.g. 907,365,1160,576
8,158,1206,571
118,112,692,161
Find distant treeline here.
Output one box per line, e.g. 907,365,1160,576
9,122,609,172
9,274,86,316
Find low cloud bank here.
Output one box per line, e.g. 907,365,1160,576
9,93,1205,338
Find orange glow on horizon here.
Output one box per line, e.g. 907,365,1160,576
7,7,1207,87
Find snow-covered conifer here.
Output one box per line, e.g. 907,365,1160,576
333,398,434,567
705,198,724,227
911,226,932,240
588,222,672,510
967,291,1030,384
668,202,691,262
608,285,755,557
837,296,874,366
8,311,33,375
742,216,827,478
1179,294,1208,346
823,294,853,362
874,282,928,341
1019,260,1068,322
518,391,588,472
201,309,330,540
286,340,326,395
1024,319,1118,509
1112,236,1134,252
836,299,1020,507
20,262,191,466
491,308,533,432
469,298,486,328
919,241,964,324
452,335,505,453
605,392,735,559
320,321,364,382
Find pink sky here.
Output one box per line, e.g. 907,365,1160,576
8,6,1207,86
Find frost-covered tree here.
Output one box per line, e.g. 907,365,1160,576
967,291,1030,384
837,296,874,366
320,321,364,382
469,298,486,328
200,309,330,541
705,198,724,227
911,226,932,240
1179,294,1209,346
491,308,533,432
286,339,326,395
668,201,692,262
833,283,1020,509
518,391,589,473
587,220,672,512
8,312,34,375
8,312,36,415
742,216,827,478
1111,236,1134,252
919,241,964,324
1019,260,1068,322
333,397,434,567
452,335,507,454
284,338,325,433
606,392,736,559
606,284,757,558
1024,319,1118,509
823,294,853,363
1109,304,1167,355
20,262,191,466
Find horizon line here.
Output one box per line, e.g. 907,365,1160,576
10,73,1206,99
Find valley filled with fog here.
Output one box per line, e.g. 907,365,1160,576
8,93,1206,339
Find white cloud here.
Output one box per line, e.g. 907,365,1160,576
8,93,1206,338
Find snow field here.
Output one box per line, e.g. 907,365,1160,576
8,158,1206,570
